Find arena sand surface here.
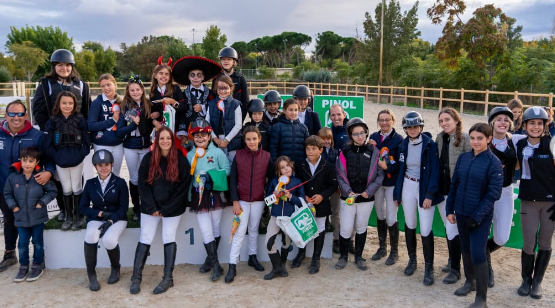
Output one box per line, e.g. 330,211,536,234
0,101,554,308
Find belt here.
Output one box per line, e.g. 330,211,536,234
405,175,420,182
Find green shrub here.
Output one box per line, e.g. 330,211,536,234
0,66,12,82
303,69,332,83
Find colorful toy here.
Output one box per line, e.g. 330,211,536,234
345,194,360,205
229,214,241,243
196,171,207,207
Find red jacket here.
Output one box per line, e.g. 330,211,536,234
230,147,271,202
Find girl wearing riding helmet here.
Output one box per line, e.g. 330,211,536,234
116,76,163,221
368,109,404,266
446,123,503,308
32,49,92,224
205,75,243,163
435,107,470,284
171,56,220,141
187,118,230,282
484,107,526,289
149,57,184,132
225,126,273,283
393,111,442,286
87,74,124,176
214,47,249,121
80,150,129,292
515,107,555,300
293,85,321,136
335,118,384,271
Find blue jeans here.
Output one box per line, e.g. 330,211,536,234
17,224,45,265
456,213,493,265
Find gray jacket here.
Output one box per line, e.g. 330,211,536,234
435,131,471,178
3,168,57,228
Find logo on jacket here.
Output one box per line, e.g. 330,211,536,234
399,153,405,163
0,141,3,149
14,184,19,188
207,156,214,163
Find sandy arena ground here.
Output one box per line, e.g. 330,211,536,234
0,101,554,308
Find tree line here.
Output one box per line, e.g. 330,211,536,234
0,0,554,97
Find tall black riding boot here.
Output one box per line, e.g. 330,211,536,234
385,222,399,265
309,232,325,274
372,219,388,260
153,242,177,294
404,226,417,276
422,231,435,286
129,182,140,221
106,245,121,284
455,252,476,296
469,262,489,308
61,194,74,230
443,235,461,284
442,237,451,273
264,252,283,280
205,241,222,281
55,181,65,222
280,246,289,277
335,236,350,269
291,247,306,268
530,249,551,299
517,251,535,296
84,242,100,291
200,237,223,273
225,264,237,283
130,243,150,294
486,238,501,288
354,231,368,270
71,194,84,230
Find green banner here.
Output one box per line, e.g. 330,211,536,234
368,188,523,249
312,95,364,127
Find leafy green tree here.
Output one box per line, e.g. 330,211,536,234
82,41,104,53
314,31,343,65
117,36,166,79
201,25,227,61
9,41,48,81
231,41,249,66
75,50,96,82
94,48,117,76
359,0,420,84
0,66,12,82
6,25,74,77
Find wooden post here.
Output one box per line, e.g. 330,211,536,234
336,83,339,96
404,86,408,107
484,90,490,116
439,87,443,110
460,89,465,114
25,89,31,122
366,85,369,101
388,85,393,104
514,91,518,99
328,83,331,95
377,85,381,104
549,92,553,109
420,87,424,108
12,82,17,96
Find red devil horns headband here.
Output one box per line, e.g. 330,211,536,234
157,56,173,66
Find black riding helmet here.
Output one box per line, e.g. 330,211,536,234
402,111,424,128
522,106,549,123
218,47,238,60
346,117,369,136
50,49,75,64
263,90,281,104
92,149,114,165
293,85,311,99
248,99,265,113
488,106,514,123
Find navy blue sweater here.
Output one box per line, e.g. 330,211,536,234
266,176,305,217
393,134,444,206
446,149,503,223
331,118,349,151
369,128,404,187
80,174,129,223
88,94,123,146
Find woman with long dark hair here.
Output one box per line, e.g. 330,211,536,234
129,127,190,295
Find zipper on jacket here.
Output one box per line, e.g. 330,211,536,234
25,182,30,224
249,152,254,201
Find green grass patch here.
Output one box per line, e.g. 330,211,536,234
45,209,140,230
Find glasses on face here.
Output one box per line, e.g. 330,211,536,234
7,112,26,117
189,72,204,79
378,118,392,123
194,133,209,138
352,132,367,138
217,86,230,91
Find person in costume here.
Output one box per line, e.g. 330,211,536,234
171,56,220,141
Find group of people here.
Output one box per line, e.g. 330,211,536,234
0,46,553,307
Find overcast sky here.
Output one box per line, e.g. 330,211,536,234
1,0,554,54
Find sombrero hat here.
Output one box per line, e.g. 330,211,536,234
172,56,222,85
